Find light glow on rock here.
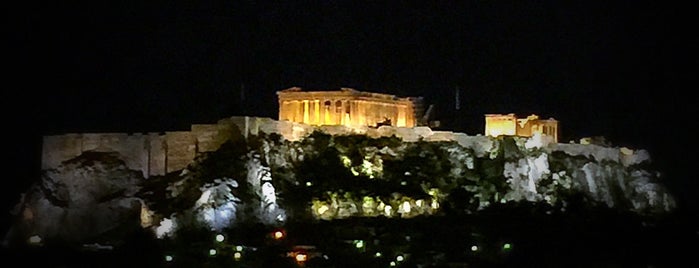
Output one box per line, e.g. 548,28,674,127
401,201,411,214
384,205,393,216
155,218,176,239
318,205,329,215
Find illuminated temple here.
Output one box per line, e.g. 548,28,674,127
484,113,559,142
277,87,424,127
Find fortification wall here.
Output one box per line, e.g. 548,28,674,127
42,119,240,178
43,133,161,178
42,116,647,179
148,134,166,176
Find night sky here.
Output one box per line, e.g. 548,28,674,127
5,1,696,227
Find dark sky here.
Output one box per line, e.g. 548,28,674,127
5,1,696,223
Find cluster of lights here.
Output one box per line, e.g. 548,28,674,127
233,244,245,261
388,253,406,266
163,231,507,266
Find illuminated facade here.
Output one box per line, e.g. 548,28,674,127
277,87,423,127
484,113,558,142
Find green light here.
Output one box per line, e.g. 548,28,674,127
503,243,512,250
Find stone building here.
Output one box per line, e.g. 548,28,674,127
277,87,424,127
484,113,559,142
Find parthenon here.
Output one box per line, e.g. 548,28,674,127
277,87,424,127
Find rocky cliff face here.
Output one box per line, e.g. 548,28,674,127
4,151,143,246
3,127,675,248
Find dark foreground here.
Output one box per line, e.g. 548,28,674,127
2,207,696,268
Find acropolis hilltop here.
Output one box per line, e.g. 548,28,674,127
41,87,560,179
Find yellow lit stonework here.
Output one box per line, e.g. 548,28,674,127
277,87,423,127
484,113,558,143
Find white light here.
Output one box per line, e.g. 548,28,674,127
165,255,173,262
209,249,217,256
355,240,364,248
375,252,382,257
215,234,225,242
156,218,176,239
306,181,312,187
233,252,242,260
401,201,411,213
295,253,308,262
400,181,407,186
235,245,243,251
28,235,42,244
503,243,512,250
471,245,478,252
384,205,392,216
274,231,284,239
396,255,404,262
390,261,396,266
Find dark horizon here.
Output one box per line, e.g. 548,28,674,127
5,0,696,227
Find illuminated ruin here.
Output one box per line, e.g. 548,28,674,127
277,87,423,127
484,113,559,142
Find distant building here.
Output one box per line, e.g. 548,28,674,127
277,87,424,127
484,113,558,142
